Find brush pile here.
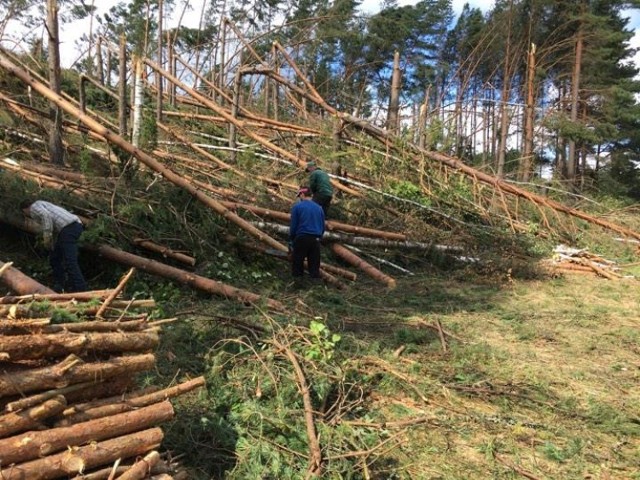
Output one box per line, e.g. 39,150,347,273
543,245,627,280
0,266,204,480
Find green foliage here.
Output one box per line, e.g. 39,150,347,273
306,320,341,361
50,308,80,323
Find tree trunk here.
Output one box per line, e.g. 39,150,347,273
96,36,104,85
132,59,143,148
0,428,164,480
115,451,161,480
386,50,401,132
496,0,514,177
520,43,536,181
119,34,128,138
0,402,173,466
46,0,64,165
0,396,67,439
567,18,583,183
86,244,284,311
0,260,55,295
132,239,196,266
0,331,159,361
56,377,204,426
0,353,155,398
330,243,396,289
156,0,163,123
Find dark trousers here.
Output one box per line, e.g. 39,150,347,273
292,235,321,279
51,222,87,292
312,194,332,217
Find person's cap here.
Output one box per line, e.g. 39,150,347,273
297,186,311,197
305,161,316,171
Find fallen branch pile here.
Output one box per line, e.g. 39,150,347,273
0,269,205,479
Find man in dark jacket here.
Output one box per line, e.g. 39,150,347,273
306,161,333,216
289,186,325,286
20,199,88,293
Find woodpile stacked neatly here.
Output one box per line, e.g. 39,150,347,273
0,274,205,479
544,245,627,280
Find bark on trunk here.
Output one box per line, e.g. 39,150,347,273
56,377,205,426
0,260,55,295
0,402,173,465
330,243,396,289
86,244,283,311
0,428,163,480
46,0,64,165
0,331,159,361
115,450,161,480
0,354,155,398
386,51,401,133
133,239,196,266
118,34,128,137
0,396,66,439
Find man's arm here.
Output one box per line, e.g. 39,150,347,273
289,205,299,245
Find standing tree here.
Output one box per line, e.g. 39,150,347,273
46,0,64,165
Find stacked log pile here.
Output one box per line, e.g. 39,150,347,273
0,273,205,479
543,245,627,280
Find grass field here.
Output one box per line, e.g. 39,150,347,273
152,262,640,479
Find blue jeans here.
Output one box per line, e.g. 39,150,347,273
50,222,87,292
292,235,321,279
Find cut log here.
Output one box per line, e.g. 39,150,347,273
0,331,159,361
56,377,205,426
0,396,66,439
0,318,50,334
5,384,88,412
115,450,161,480
41,320,148,334
0,401,174,465
0,427,163,480
330,243,397,289
0,289,113,304
133,239,196,266
85,244,284,311
0,353,155,398
0,260,54,295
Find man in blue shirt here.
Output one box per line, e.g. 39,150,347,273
289,186,325,285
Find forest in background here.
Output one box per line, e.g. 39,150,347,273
2,0,640,194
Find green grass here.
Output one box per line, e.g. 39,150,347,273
146,266,640,479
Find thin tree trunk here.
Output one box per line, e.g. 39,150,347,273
386,50,401,132
46,0,64,165
156,0,163,122
0,396,67,439
496,0,514,177
118,34,128,137
96,36,104,85
132,59,143,148
567,18,583,183
520,43,536,181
